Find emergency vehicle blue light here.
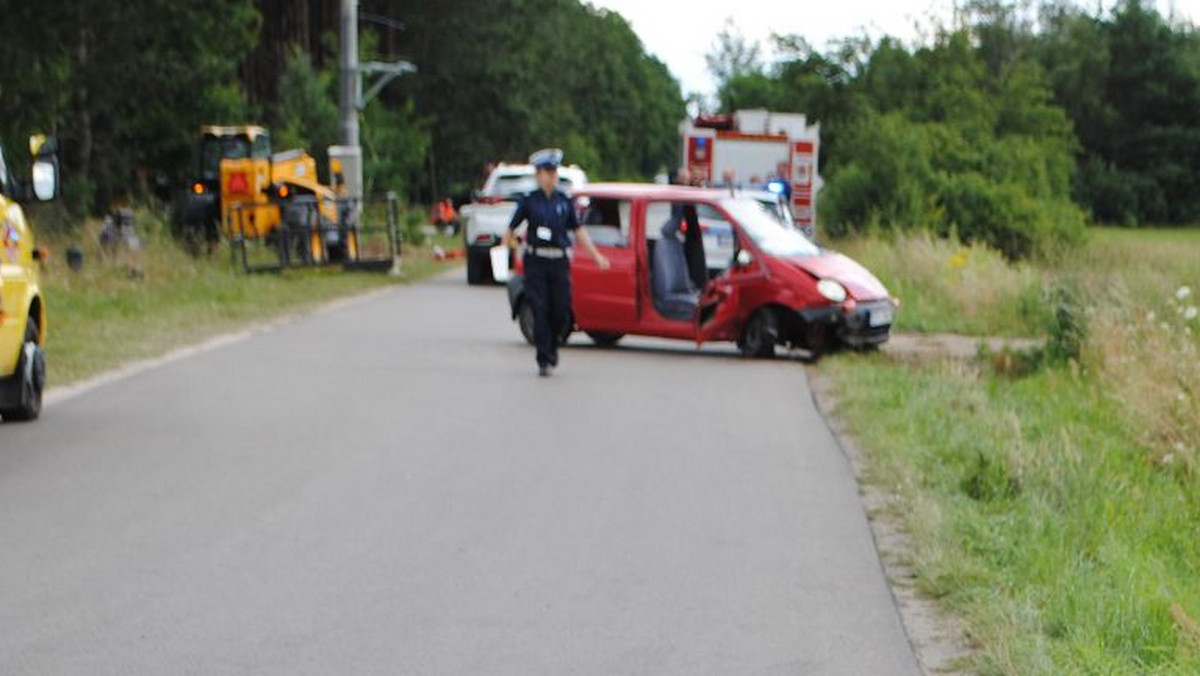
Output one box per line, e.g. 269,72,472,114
767,180,785,195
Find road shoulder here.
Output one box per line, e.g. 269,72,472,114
806,364,975,675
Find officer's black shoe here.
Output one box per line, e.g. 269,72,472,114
538,365,551,377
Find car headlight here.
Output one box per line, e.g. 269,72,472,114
817,279,848,303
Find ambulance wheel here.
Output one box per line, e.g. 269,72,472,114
739,308,778,359
1,322,45,422
586,331,624,347
517,300,536,345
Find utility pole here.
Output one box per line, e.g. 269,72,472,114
340,0,360,150
337,0,415,205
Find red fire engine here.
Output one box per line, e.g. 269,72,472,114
680,109,821,238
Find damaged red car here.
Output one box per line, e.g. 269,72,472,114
506,184,897,358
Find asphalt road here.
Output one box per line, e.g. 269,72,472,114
0,272,920,675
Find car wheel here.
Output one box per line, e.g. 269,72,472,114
466,248,490,285
739,308,778,359
517,300,536,345
586,331,624,347
1,321,45,422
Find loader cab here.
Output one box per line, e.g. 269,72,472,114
179,126,274,251
198,127,271,184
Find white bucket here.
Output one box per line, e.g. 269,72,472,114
490,245,511,283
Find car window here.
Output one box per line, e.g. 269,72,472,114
721,197,819,257
695,204,736,271
494,175,536,200
646,201,736,270
645,200,737,271
575,197,630,247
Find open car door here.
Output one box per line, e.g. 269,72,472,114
694,208,766,344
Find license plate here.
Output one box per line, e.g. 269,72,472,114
869,305,894,327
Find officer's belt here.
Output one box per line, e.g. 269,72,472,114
530,246,567,259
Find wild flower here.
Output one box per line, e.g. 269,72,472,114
1185,306,1198,321
1178,286,1193,301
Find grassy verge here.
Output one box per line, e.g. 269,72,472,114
829,231,1051,337
40,211,461,385
823,227,1200,673
826,355,1200,673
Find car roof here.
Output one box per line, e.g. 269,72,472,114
494,163,585,175
579,182,730,202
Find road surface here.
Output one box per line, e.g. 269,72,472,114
0,272,920,675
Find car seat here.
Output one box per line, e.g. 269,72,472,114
651,217,699,320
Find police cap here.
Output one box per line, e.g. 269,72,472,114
530,148,564,171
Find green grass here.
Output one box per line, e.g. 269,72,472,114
824,226,1200,673
830,232,1051,337
40,215,461,385
825,355,1200,674
832,227,1200,338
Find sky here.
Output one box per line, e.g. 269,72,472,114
588,0,1200,97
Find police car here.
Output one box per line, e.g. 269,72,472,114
460,162,587,285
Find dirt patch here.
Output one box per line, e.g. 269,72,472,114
884,332,1041,363
807,367,976,675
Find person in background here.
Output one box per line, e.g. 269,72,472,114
502,149,610,377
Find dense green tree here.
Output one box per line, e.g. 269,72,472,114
272,48,342,163
389,0,684,197
0,0,258,217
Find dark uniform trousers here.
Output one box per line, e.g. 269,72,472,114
523,254,571,367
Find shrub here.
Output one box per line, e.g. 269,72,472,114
820,113,1087,259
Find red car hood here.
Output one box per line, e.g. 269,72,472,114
782,252,890,301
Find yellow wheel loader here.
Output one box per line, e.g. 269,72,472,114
178,126,357,264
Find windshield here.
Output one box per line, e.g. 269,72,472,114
756,196,798,231
200,135,252,180
493,173,580,201
721,197,820,258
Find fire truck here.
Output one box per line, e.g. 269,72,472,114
679,109,821,239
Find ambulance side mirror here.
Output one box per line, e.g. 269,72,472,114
28,134,59,202
32,159,58,202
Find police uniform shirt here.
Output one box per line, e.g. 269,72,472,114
508,189,578,249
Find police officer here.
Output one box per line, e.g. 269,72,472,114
502,149,609,377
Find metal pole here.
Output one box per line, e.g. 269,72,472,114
340,0,360,149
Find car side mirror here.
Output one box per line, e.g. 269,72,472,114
735,249,754,267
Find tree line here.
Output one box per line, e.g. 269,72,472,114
713,0,1200,257
3,0,1197,252
0,0,683,221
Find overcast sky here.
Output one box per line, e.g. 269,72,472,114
587,0,1200,97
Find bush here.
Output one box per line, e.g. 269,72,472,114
820,110,1086,260
933,172,1086,260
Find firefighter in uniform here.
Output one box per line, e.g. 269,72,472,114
503,149,609,376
